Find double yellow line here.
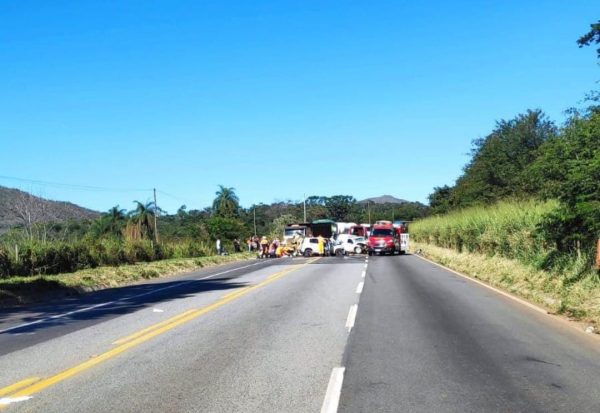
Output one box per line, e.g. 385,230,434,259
0,259,316,406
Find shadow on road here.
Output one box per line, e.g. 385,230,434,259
0,277,247,335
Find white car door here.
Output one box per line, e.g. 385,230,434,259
344,239,354,253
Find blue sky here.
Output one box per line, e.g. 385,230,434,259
0,1,598,213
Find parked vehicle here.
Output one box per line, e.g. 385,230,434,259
367,224,400,255
283,224,307,243
299,237,330,257
336,222,357,235
367,222,410,255
349,224,370,237
334,235,367,255
394,221,410,254
399,233,409,254
310,219,338,238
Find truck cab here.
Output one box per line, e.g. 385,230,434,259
367,224,400,255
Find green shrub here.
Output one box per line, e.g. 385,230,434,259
0,246,10,277
0,234,236,278
410,199,588,272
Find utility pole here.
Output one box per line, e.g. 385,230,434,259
368,201,371,226
153,188,159,243
253,206,257,236
303,193,307,223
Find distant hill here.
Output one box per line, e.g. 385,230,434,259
358,195,409,204
0,186,100,233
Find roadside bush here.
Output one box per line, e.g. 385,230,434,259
0,236,223,278
410,199,594,275
0,246,10,277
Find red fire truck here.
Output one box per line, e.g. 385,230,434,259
367,222,409,255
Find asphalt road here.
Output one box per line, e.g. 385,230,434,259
0,254,599,412
340,255,600,413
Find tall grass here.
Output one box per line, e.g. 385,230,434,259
411,199,600,322
0,239,214,278
411,199,594,279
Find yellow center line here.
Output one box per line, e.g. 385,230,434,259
220,286,251,300
112,308,198,345
0,378,40,397
3,262,311,403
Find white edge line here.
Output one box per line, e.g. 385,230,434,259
0,261,265,334
356,282,364,294
415,254,600,342
361,270,366,278
415,254,546,315
0,396,33,405
345,304,358,332
320,367,345,413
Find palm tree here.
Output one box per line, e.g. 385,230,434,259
212,185,240,218
106,205,126,236
129,201,158,239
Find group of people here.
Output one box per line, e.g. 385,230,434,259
216,236,292,257
246,235,291,258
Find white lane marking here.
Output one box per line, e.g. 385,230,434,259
414,255,547,315
363,264,368,269
0,261,266,334
361,270,366,278
0,396,32,405
345,304,358,332
356,282,364,294
321,367,345,413
152,308,164,313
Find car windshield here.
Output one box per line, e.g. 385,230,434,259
371,229,393,236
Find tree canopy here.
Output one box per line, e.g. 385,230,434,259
450,110,556,207
577,20,600,58
212,185,240,218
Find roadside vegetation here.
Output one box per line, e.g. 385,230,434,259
411,200,593,275
411,241,600,325
0,186,428,279
0,252,254,307
410,200,600,324
414,22,600,324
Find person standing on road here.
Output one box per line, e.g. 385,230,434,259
260,236,269,258
317,235,325,256
216,238,221,255
233,238,241,253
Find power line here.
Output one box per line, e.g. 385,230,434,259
156,189,190,203
0,174,200,211
0,174,152,193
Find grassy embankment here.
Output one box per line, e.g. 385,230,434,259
0,252,254,307
411,200,600,326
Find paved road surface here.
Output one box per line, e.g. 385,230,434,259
339,255,600,413
0,254,598,412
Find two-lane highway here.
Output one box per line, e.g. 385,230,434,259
1,254,599,412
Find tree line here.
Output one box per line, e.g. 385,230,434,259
159,189,428,243
427,20,600,266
